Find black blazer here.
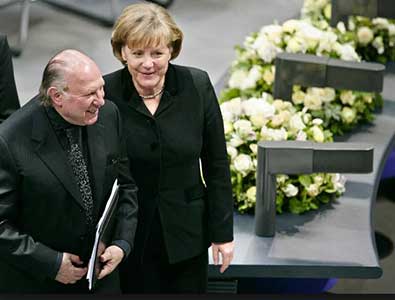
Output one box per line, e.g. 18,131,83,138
0,35,20,124
104,64,233,264
0,97,138,292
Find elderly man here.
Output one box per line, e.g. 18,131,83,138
0,49,138,293
0,34,20,123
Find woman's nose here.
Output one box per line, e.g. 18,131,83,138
142,56,154,68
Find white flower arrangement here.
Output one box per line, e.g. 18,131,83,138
219,3,384,214
301,0,395,63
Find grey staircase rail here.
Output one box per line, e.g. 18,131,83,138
330,0,395,27
273,52,385,102
255,141,373,237
0,0,33,56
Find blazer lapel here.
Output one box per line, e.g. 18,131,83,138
86,121,106,205
154,91,175,117
31,106,83,208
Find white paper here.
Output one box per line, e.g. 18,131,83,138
87,179,119,290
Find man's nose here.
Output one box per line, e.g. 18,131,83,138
93,90,105,107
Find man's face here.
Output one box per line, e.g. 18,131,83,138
57,65,105,126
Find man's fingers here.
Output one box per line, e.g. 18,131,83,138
97,264,112,280
69,254,84,265
73,266,88,277
220,253,232,273
212,245,219,265
100,250,111,263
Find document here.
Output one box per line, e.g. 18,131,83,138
87,179,120,290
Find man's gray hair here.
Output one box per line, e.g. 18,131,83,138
38,58,69,106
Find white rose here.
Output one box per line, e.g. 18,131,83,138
317,31,338,54
336,21,346,34
296,130,307,141
261,92,274,103
331,173,346,193
312,118,323,126
246,186,256,202
220,97,242,119
261,24,283,45
313,174,324,186
228,69,248,89
253,35,281,63
271,114,285,127
348,18,356,31
276,174,289,184
223,121,233,135
357,27,374,45
242,97,276,119
341,107,356,124
334,43,360,61
229,134,244,147
233,154,253,175
226,145,238,160
292,90,306,105
388,24,395,36
249,143,258,155
289,113,306,132
263,67,275,85
260,126,288,141
339,90,356,105
242,66,263,90
250,114,268,128
311,126,324,143
363,93,373,104
282,19,301,33
297,22,322,49
372,36,385,54
233,119,256,140
286,37,307,53
282,183,299,197
306,183,320,197
323,3,331,19
308,87,336,103
372,18,389,30
304,93,323,110
302,112,312,124
272,99,292,112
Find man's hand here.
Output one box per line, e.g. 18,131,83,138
97,245,124,280
211,241,235,273
55,252,87,284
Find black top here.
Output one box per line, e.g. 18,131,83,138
104,64,234,264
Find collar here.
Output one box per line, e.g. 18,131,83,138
45,106,81,132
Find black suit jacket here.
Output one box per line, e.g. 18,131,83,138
0,97,138,293
0,35,20,123
104,64,233,264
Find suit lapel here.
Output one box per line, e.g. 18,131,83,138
32,106,83,208
86,121,106,205
154,91,174,117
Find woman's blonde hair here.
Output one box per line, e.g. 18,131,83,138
111,2,183,64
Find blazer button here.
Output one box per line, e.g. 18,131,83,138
79,234,85,241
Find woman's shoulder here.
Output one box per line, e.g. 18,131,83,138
103,68,124,84
172,64,211,88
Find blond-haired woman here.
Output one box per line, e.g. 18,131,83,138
104,2,234,293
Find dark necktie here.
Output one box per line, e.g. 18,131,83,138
65,128,94,228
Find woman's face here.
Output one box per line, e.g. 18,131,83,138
121,43,172,95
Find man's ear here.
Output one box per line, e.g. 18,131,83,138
47,87,63,107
